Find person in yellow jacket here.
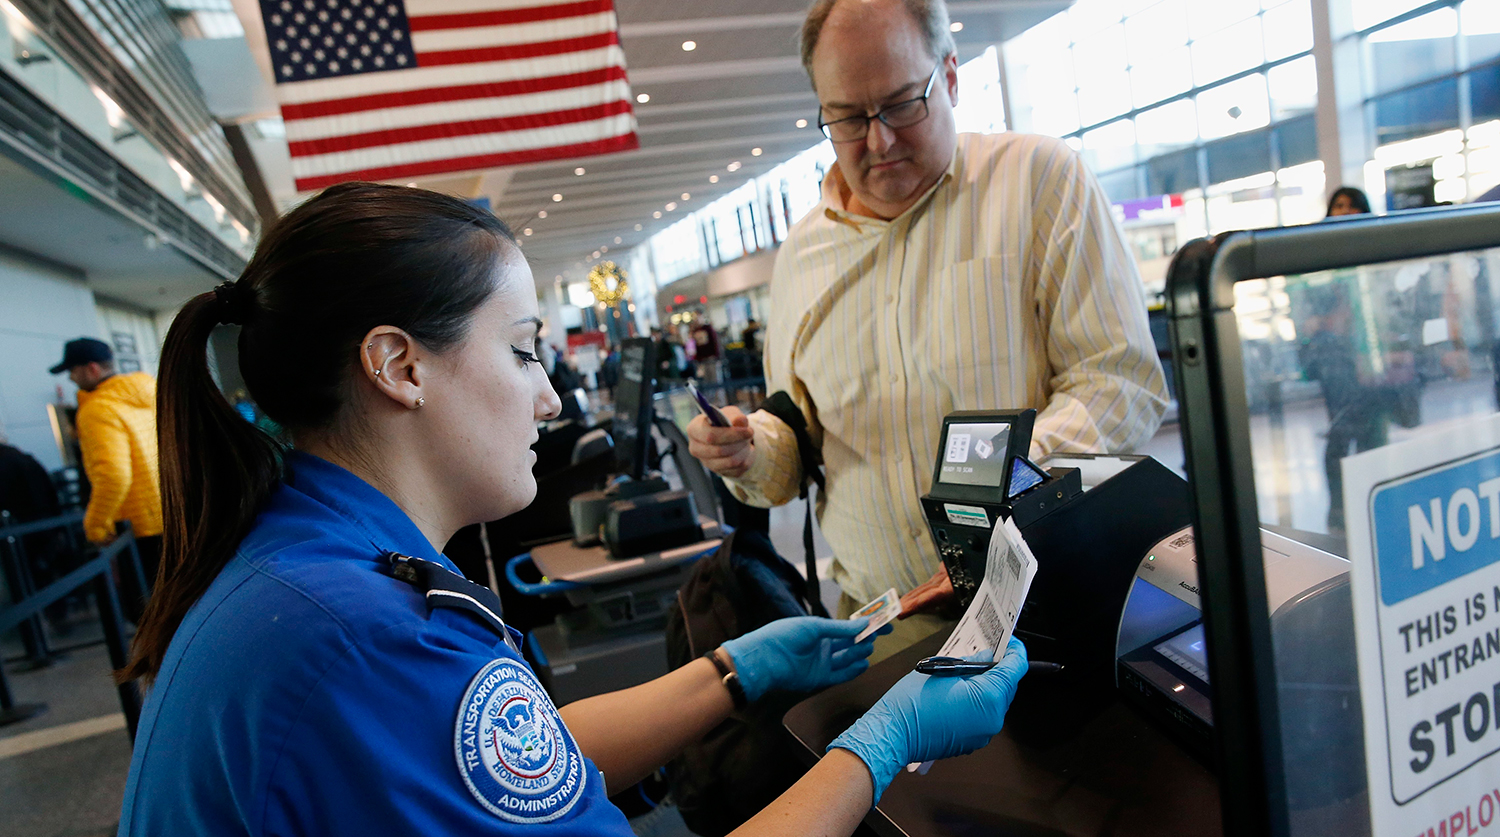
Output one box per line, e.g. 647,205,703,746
50,338,162,619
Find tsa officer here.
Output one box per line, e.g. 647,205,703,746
116,183,1028,836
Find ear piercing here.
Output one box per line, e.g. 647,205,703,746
414,397,425,408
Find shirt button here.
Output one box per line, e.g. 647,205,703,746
910,528,922,540
886,295,895,304
890,373,900,384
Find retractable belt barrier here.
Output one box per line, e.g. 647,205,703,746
0,513,144,740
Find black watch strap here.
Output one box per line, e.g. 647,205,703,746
704,650,747,710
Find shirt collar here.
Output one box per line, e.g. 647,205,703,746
819,140,961,229
283,450,448,566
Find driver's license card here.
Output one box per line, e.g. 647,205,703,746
851,588,900,642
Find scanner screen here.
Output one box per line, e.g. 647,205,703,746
938,422,1011,487
1154,623,1210,684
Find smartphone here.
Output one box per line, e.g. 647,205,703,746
685,381,729,428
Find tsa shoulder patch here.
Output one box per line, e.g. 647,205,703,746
454,658,588,823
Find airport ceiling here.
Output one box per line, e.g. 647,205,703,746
221,0,1072,290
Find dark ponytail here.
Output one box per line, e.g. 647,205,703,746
122,182,515,685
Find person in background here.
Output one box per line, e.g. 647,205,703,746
740,317,762,357
49,337,162,620
1326,186,1372,218
691,318,723,383
687,0,1167,659
0,424,69,627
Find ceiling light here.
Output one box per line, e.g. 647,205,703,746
601,246,609,254
665,201,677,211
751,147,762,156
592,250,600,258
681,40,696,51
574,167,585,175
634,223,643,230
727,161,741,172
950,21,963,32
523,227,533,236
552,193,563,202
653,211,662,218
614,236,622,244
796,118,808,128
709,174,719,183
636,92,650,104
538,210,547,218
681,192,690,200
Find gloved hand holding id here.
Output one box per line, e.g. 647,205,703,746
721,616,889,703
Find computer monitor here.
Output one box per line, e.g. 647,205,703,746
611,338,657,481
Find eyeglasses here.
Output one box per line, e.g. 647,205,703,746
818,63,942,143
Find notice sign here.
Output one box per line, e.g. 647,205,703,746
1344,415,1500,837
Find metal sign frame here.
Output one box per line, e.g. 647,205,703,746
1163,201,1500,837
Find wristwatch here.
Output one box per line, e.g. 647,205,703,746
705,649,748,710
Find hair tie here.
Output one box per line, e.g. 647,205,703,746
213,281,250,326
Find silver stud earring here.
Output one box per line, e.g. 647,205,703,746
415,396,426,408
372,369,382,377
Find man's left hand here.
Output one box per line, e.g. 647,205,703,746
899,566,955,618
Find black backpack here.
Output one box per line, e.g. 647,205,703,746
663,527,824,836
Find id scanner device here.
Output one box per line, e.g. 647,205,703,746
1115,525,1363,808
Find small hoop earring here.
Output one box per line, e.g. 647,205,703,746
415,396,426,408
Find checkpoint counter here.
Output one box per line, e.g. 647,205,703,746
783,202,1500,837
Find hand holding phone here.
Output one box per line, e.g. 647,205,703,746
686,381,729,427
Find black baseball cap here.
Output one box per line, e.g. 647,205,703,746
49,338,113,374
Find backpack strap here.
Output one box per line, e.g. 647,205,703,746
759,391,829,618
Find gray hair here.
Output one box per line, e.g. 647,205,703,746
799,0,956,82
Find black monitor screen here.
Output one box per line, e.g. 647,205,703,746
938,422,1012,487
612,338,656,479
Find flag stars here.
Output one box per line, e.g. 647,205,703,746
354,19,366,29
323,35,333,46
390,29,403,40
293,11,304,22
309,23,320,35
373,56,385,67
270,13,282,24
328,60,339,71
351,58,362,69
395,53,407,65
274,38,287,50
300,37,311,47
382,42,393,53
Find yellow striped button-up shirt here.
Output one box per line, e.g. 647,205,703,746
724,132,1169,603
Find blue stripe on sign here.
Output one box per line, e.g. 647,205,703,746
1370,446,1500,605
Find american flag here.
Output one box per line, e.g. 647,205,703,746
257,0,638,191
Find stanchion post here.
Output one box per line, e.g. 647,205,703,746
94,561,140,741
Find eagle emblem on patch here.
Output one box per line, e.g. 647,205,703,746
455,658,587,822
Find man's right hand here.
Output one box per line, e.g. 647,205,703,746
687,406,756,478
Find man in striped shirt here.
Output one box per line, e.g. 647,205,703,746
688,0,1168,657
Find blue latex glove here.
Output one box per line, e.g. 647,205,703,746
828,637,1028,801
720,616,887,703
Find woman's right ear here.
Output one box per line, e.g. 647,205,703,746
360,327,423,410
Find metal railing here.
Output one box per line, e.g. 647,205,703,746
9,0,260,234
0,512,143,739
0,58,248,278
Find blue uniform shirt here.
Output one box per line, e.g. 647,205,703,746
119,452,635,836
